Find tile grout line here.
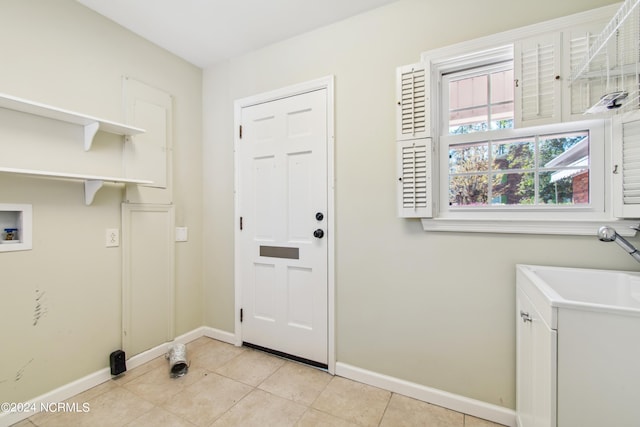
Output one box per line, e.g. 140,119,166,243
240,352,320,426
254,354,288,388
308,369,333,408
289,371,338,426
377,391,394,427
207,381,255,426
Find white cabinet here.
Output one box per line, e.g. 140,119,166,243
516,286,557,427
516,267,640,427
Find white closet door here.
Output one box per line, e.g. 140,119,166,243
122,203,175,357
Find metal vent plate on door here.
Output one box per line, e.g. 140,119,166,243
259,245,299,259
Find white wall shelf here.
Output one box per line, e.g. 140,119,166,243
0,92,145,151
0,167,152,205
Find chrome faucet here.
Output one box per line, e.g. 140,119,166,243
597,226,640,263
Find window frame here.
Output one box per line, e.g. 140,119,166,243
443,61,514,135
414,7,639,235
438,119,606,220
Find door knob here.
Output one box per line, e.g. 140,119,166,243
313,229,324,239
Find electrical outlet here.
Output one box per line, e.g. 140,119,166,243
106,228,119,247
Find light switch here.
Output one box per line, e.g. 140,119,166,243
175,227,188,242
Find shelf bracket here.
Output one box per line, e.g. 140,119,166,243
84,179,104,205
83,122,100,151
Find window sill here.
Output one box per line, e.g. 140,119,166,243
420,217,639,236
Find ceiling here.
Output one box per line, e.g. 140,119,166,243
76,0,398,68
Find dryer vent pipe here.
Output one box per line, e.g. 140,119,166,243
166,343,189,378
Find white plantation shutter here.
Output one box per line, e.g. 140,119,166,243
396,62,432,218
515,34,562,127
565,22,609,118
397,138,432,218
565,15,640,119
568,2,640,117
620,119,640,204
613,5,640,111
614,112,640,218
396,62,430,140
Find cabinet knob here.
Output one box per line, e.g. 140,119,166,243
520,310,533,323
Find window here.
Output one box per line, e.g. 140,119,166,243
432,43,608,227
444,63,514,135
438,119,604,225
446,130,590,207
431,46,609,232
394,6,640,235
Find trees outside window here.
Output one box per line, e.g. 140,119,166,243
448,132,589,207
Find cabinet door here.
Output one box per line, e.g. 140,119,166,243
122,204,175,357
123,77,173,204
516,289,534,427
516,287,557,427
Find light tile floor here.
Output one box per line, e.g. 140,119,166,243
14,337,506,427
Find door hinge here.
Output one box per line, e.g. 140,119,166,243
239,125,243,139
240,308,243,322
240,216,243,230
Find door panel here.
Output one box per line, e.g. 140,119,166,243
254,263,277,321
287,266,314,329
254,156,277,239
123,77,173,204
288,151,313,241
122,204,175,357
239,88,328,365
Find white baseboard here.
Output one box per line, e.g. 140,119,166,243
201,326,237,345
0,326,231,427
335,362,517,427
0,367,112,427
125,327,210,370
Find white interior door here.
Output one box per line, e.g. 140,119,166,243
238,88,328,366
